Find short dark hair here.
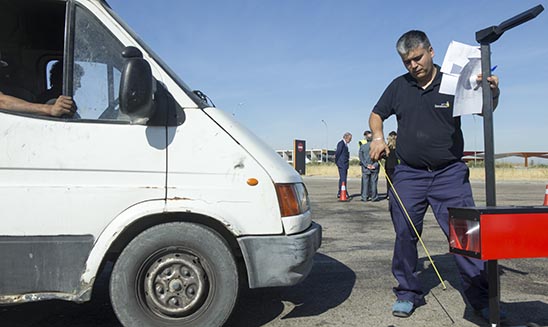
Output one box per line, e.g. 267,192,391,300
396,30,431,56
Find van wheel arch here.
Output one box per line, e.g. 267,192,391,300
94,212,248,297
106,212,242,257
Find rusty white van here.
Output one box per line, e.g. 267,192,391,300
0,1,321,326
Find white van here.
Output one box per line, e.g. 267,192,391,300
0,1,321,326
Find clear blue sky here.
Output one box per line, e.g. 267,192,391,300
109,0,547,156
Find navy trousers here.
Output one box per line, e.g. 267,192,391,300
389,161,488,310
337,167,348,196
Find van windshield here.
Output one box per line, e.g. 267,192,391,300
102,2,207,109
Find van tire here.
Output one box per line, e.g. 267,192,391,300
109,222,239,327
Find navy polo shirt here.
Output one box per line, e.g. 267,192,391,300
373,65,463,169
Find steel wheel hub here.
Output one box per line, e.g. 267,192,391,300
144,251,208,317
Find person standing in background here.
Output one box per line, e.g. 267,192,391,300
358,130,371,199
335,132,352,198
359,131,379,202
358,130,368,148
384,131,398,199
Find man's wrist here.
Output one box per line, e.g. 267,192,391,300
372,137,384,142
37,103,51,116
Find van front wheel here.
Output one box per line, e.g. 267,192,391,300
109,222,239,327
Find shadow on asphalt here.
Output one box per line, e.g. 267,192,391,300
347,192,389,201
226,252,356,326
417,253,548,327
0,253,355,327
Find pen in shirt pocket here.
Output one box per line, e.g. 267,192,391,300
474,65,497,90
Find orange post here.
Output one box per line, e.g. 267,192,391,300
544,185,548,206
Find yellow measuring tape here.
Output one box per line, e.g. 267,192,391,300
378,160,447,290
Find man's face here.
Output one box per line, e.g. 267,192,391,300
365,132,372,141
400,46,435,83
345,135,352,143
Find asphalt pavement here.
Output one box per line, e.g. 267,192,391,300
1,176,547,327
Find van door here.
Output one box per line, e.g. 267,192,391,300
0,2,166,296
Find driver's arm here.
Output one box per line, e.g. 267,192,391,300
0,92,74,117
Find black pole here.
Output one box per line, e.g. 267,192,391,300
487,260,501,326
479,41,500,327
475,5,544,326
480,43,496,207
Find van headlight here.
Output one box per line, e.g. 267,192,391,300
275,183,310,217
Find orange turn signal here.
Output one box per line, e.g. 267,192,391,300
247,178,259,186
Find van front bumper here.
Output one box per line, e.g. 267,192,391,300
237,222,322,289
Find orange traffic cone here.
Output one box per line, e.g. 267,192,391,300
339,181,349,202
544,185,548,206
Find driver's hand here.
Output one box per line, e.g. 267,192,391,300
369,139,389,161
49,96,74,117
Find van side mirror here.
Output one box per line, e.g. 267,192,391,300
119,46,155,123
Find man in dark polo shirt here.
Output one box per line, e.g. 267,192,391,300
369,30,501,320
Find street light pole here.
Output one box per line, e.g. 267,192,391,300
321,120,328,163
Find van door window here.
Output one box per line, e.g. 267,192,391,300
73,6,127,122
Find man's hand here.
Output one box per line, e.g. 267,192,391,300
476,73,500,110
476,74,500,96
369,138,389,161
49,96,75,117
368,112,389,160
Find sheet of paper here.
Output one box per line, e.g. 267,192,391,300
439,74,458,95
453,57,483,116
440,41,481,96
440,41,481,75
439,40,483,117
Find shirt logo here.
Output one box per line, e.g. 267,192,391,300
434,101,451,109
